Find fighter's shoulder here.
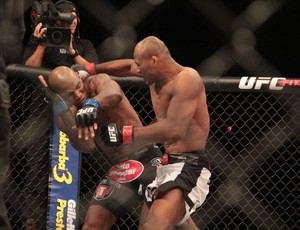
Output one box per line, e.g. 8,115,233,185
173,68,204,96
85,73,112,85
177,67,202,83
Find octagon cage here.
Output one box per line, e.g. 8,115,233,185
4,64,300,230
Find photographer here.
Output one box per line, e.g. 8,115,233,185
24,0,98,67
7,1,98,228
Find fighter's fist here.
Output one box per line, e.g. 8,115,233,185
75,98,100,127
71,63,97,81
101,124,134,146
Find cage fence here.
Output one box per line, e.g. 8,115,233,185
4,72,300,230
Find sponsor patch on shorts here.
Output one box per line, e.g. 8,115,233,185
94,184,114,200
151,157,162,166
106,160,144,183
145,186,159,202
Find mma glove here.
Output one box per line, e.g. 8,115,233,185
71,63,97,81
75,98,100,127
43,87,69,116
101,123,134,146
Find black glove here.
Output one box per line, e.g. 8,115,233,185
43,87,69,116
101,123,134,146
75,98,100,127
71,63,96,81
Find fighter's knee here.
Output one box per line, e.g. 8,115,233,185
140,218,173,230
82,222,98,230
83,206,116,230
83,212,117,230
82,222,111,230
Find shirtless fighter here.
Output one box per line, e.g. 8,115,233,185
72,36,211,229
39,66,162,230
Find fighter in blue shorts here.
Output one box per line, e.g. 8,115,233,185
39,66,163,229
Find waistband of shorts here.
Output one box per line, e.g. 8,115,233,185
162,150,209,167
128,144,162,161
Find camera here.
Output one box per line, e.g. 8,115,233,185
44,27,71,47
31,0,75,47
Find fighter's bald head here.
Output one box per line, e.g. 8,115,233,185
48,66,79,94
135,36,170,59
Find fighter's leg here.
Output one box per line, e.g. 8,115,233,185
82,205,117,230
83,176,140,230
141,187,186,230
173,217,199,230
139,195,199,230
139,202,149,229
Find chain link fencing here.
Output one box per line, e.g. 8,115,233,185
4,72,300,229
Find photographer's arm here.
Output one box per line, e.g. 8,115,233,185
24,23,46,67
70,53,89,65
24,45,46,67
69,38,99,65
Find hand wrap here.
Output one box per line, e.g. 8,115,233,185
101,123,134,146
71,63,96,81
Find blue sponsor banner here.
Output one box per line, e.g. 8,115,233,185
48,118,80,229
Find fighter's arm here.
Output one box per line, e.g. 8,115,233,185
76,74,123,140
133,72,203,145
57,107,96,152
92,74,123,109
101,70,204,146
72,59,141,78
95,59,140,77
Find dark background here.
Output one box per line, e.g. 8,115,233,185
23,0,300,77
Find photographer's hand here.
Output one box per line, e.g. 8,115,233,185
25,23,46,66
68,35,81,61
29,23,46,46
30,23,46,45
34,23,46,38
68,35,75,54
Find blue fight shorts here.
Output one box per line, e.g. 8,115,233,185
90,145,162,218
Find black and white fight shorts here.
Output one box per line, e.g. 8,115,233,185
145,150,211,226
90,145,162,218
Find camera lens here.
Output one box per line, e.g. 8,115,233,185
45,27,71,47
51,30,63,44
